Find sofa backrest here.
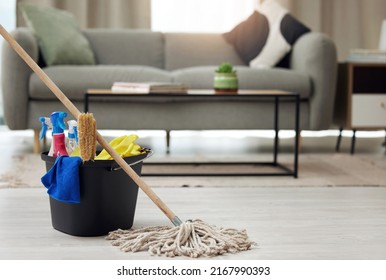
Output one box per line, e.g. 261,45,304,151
164,33,245,71
83,29,245,70
83,29,164,69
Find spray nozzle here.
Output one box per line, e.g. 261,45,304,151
39,117,52,140
50,111,68,134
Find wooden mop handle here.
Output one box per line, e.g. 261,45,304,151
0,24,182,226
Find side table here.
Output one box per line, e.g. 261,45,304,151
334,62,386,154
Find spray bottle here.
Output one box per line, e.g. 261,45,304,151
50,111,69,157
39,116,54,156
66,120,78,155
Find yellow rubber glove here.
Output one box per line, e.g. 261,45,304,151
70,146,80,157
94,134,143,160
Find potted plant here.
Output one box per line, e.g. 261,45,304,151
213,62,238,93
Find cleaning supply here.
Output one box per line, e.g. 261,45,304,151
77,113,96,161
1,24,255,258
39,116,54,156
95,134,143,160
41,156,82,203
66,120,78,155
39,117,51,140
50,111,69,157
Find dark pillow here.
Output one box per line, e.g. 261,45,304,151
223,0,310,68
223,11,269,64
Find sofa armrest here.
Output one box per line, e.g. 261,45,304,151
290,32,338,130
1,28,39,129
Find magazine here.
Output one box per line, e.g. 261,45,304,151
111,82,188,94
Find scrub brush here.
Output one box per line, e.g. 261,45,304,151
77,113,97,161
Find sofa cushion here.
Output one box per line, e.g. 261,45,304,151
172,66,311,99
235,66,311,98
19,4,95,66
223,0,310,68
83,30,164,69
29,65,173,101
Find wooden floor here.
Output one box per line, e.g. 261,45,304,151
1,127,386,259
1,186,386,260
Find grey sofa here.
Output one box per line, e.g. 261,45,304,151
2,28,337,152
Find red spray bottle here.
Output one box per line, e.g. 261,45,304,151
50,111,69,157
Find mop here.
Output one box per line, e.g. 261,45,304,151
0,25,255,257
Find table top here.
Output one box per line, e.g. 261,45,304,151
341,61,386,66
86,89,298,97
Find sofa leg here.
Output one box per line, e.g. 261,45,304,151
297,131,302,153
335,127,343,152
33,129,41,154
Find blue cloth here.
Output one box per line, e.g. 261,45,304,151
41,156,82,203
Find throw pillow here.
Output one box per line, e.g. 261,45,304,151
223,11,269,65
223,0,310,68
19,4,95,66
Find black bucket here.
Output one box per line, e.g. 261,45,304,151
41,150,151,237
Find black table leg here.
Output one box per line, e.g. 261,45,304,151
336,127,343,152
293,95,300,178
273,96,279,165
84,93,89,112
383,129,386,155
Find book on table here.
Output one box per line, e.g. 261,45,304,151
347,49,386,62
111,82,188,94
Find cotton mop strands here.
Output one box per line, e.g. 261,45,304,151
107,219,254,257
0,24,255,258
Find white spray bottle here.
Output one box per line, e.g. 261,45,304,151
66,120,78,155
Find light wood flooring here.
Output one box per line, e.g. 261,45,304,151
1,186,386,260
0,127,386,259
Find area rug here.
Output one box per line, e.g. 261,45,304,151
1,153,385,188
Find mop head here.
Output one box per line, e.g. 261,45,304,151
106,219,256,258
77,113,97,161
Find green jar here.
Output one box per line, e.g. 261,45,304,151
213,72,238,92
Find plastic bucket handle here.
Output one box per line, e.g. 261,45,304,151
109,148,153,171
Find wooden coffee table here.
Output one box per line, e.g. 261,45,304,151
84,89,300,177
